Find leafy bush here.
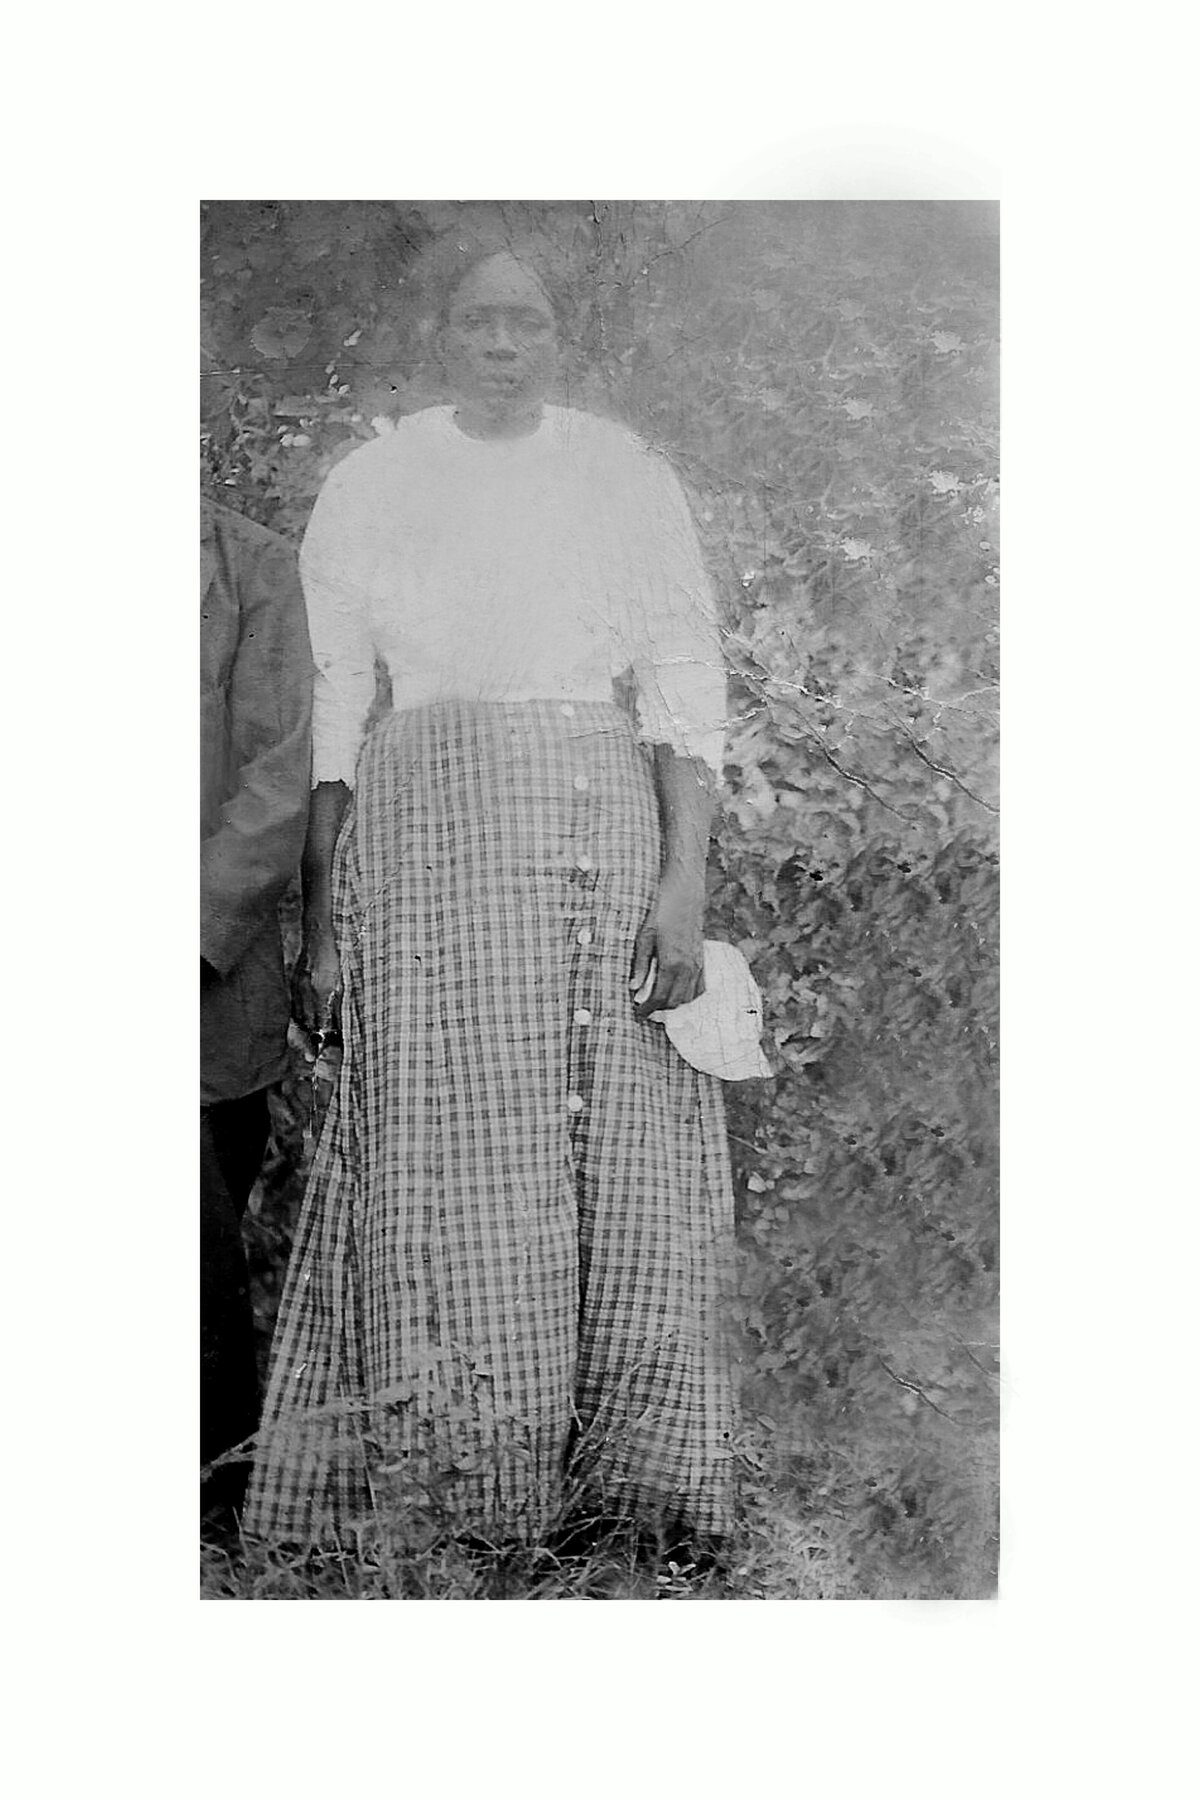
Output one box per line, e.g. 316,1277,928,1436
204,199,999,1598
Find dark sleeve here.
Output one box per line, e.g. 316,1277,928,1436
201,533,313,976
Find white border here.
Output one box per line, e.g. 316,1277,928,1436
10,6,1192,1795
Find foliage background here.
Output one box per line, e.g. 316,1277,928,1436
201,199,999,1598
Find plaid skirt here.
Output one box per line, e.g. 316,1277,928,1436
244,699,735,1545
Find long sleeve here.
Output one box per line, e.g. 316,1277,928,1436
201,531,313,977
622,451,727,781
299,455,378,787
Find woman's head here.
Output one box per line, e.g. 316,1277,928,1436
409,229,568,435
413,227,568,329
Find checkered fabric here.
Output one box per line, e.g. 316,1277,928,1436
243,699,736,1546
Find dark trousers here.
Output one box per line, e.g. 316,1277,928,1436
201,1089,270,1517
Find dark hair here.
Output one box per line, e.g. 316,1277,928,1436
406,226,572,337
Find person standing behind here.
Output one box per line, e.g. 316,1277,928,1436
201,497,312,1525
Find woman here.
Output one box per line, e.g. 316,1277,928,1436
244,236,736,1551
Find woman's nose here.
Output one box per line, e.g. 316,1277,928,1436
486,323,518,356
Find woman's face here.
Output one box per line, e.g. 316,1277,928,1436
440,253,558,433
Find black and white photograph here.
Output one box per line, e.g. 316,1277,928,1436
200,199,1000,1601
12,10,1196,1792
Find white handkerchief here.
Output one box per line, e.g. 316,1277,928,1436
647,940,773,1081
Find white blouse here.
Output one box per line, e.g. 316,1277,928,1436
299,404,727,786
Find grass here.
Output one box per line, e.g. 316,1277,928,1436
201,1507,858,1602
200,1431,996,1601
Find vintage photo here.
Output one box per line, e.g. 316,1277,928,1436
200,199,999,1599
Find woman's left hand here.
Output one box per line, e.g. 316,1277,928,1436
630,867,706,1017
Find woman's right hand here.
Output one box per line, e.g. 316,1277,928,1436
293,916,342,1049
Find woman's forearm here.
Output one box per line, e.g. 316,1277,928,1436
302,779,351,930
629,746,715,1013
653,745,716,884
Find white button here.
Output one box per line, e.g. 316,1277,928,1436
560,702,576,718
566,1093,584,1113
576,853,594,872
573,1008,593,1026
577,928,593,947
573,774,589,792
